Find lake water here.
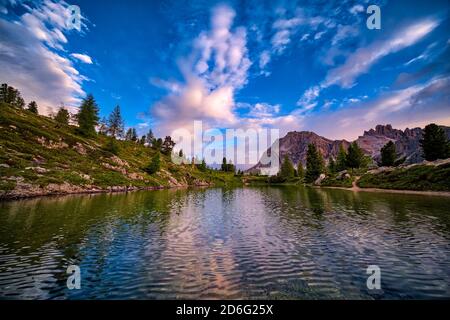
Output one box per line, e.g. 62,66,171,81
0,187,449,299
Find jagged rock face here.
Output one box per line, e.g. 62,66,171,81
356,124,450,164
249,124,450,173
248,131,350,172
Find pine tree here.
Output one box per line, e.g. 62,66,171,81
55,107,70,125
107,105,125,138
105,137,119,155
76,94,99,137
139,135,146,145
152,138,163,151
420,123,450,161
279,154,295,178
221,157,227,171
98,117,108,134
346,142,365,169
161,136,175,155
227,160,235,173
15,96,25,109
144,152,161,174
328,157,336,173
2,84,23,108
380,141,396,166
27,101,38,114
305,143,325,183
336,144,347,172
145,130,154,146
125,128,138,141
297,162,304,181
178,149,184,158
198,159,207,172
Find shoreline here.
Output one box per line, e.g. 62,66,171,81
3,182,450,202
317,184,450,197
0,184,212,202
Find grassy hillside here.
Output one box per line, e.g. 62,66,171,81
358,162,450,191
0,103,242,199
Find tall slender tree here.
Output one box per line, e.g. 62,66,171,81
336,144,347,171
107,105,125,138
305,143,325,183
76,94,99,137
145,129,154,146
279,154,295,178
125,128,138,141
297,162,304,181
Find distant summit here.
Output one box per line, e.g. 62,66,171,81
248,124,450,173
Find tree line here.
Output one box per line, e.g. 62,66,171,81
1,84,177,175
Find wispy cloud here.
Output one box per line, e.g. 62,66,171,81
71,53,93,64
151,4,251,134
297,18,440,112
0,0,91,113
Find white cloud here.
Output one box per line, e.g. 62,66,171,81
296,19,440,113
324,19,439,88
71,53,93,64
0,0,90,114
349,5,364,15
151,4,251,134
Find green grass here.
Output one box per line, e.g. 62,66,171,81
321,176,353,188
358,163,450,191
0,103,243,194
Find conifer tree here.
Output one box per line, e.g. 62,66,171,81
279,154,295,178
305,143,325,183
420,123,450,161
27,101,38,114
380,141,396,166
107,105,124,138
76,94,99,137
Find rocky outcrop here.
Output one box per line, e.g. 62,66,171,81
356,124,450,164
248,131,350,173
249,124,450,174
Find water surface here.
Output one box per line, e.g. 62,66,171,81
0,187,449,299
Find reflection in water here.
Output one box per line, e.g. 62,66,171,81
0,187,449,299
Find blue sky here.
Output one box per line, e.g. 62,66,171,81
0,0,449,140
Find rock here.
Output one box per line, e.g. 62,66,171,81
73,142,87,155
102,162,127,175
32,155,46,165
25,166,48,174
110,156,130,168
314,173,326,185
248,124,450,174
0,164,10,168
336,170,348,180
127,172,144,180
36,137,68,149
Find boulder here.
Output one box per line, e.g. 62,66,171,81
314,173,326,185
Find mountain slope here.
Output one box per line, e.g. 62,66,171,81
247,131,350,173
249,124,450,173
0,103,240,199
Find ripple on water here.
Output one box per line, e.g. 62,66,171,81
0,187,449,299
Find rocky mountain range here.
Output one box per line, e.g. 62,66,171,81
248,124,450,173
